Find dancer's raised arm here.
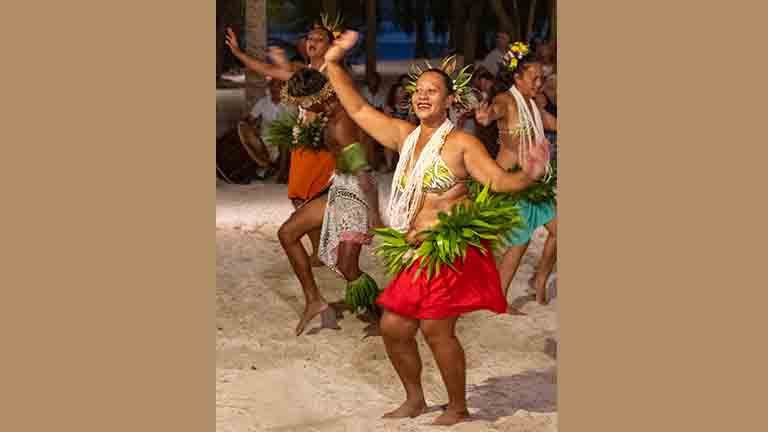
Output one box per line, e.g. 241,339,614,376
324,31,414,151
225,28,294,81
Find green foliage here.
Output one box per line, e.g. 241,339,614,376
373,183,523,280
503,159,558,204
344,273,381,314
265,112,328,152
264,112,297,150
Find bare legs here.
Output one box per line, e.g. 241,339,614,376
379,310,470,426
336,241,363,282
278,196,329,335
421,317,470,425
498,243,529,297
308,228,323,267
290,199,323,267
498,244,529,315
498,215,558,306
380,311,427,418
530,217,557,304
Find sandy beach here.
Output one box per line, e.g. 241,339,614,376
216,177,557,432
215,63,558,430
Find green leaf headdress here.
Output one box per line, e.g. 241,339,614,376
404,55,480,114
318,12,344,39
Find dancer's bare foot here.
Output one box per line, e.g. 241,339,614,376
382,399,427,419
310,255,324,267
530,277,549,305
295,300,329,336
536,290,549,305
306,307,342,334
432,408,470,426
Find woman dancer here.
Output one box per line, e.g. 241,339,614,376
324,31,550,425
475,41,558,304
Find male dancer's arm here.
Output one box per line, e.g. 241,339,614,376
225,28,295,81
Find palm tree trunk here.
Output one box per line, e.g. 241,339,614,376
510,0,522,40
549,0,556,43
488,0,513,35
449,0,466,55
365,0,377,79
526,0,538,42
245,0,267,107
414,15,428,58
463,1,484,65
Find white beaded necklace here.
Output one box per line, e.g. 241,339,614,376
509,85,551,181
386,118,454,232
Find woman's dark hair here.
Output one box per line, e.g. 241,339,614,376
386,82,405,109
490,53,540,99
478,71,494,81
286,67,328,97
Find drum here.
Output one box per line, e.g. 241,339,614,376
216,117,271,184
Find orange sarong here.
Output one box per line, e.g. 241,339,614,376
287,148,336,202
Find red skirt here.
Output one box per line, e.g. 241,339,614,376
376,243,508,320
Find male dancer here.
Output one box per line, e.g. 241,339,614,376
278,68,382,335
225,24,337,266
227,20,382,334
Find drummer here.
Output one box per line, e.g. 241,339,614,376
240,78,296,180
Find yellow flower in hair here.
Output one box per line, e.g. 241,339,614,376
509,42,530,56
508,57,519,70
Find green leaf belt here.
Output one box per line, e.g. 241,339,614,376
373,183,525,280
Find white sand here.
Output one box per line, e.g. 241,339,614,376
216,180,557,431
215,64,558,430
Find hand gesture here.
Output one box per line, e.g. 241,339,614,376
225,27,242,56
521,138,551,181
474,101,493,126
324,30,359,63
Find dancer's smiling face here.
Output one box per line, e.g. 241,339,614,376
514,63,544,99
412,71,454,122
305,28,332,60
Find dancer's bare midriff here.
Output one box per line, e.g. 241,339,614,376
405,183,469,244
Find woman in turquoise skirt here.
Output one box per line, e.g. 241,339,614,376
476,41,558,305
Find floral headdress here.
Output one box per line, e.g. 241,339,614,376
503,41,531,72
404,55,479,113
280,79,336,110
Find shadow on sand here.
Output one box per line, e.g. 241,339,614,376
466,368,557,421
